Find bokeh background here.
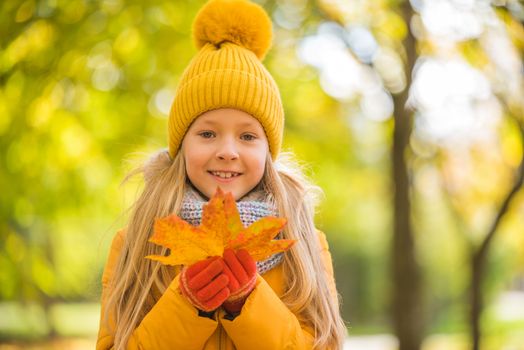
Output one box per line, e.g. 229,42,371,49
1,0,523,349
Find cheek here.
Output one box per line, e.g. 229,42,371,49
183,148,204,176
251,150,267,179
184,141,207,164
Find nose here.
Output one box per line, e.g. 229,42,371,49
215,137,239,161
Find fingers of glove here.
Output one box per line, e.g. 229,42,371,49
188,259,224,291
223,249,249,285
179,274,229,312
204,287,231,311
222,261,240,292
236,249,257,276
196,273,230,301
186,257,216,279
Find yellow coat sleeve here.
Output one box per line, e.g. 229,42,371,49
219,230,338,350
219,277,314,349
126,275,218,349
96,230,218,350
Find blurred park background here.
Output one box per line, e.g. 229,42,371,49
1,0,524,349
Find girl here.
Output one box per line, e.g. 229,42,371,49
96,0,347,349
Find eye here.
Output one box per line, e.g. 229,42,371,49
199,131,215,139
241,133,257,141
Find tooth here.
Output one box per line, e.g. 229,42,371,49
211,171,239,178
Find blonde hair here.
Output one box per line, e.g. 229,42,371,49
104,149,347,349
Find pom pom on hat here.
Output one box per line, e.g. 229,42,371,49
192,0,273,60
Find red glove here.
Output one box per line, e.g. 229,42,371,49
179,257,231,312
222,249,257,314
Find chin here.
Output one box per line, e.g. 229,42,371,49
225,189,241,201
232,191,243,201
201,186,239,201
222,188,246,201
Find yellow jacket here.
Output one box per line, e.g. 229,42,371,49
96,229,337,349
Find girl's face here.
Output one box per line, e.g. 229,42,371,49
182,108,269,201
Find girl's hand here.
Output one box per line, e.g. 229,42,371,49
221,249,257,314
178,257,231,312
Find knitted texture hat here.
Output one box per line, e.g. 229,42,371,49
167,0,284,160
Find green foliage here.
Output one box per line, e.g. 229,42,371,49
0,0,206,303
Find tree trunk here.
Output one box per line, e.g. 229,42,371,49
470,251,483,350
468,115,524,350
391,1,423,349
314,0,425,346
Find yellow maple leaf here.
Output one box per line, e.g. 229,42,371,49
146,188,296,266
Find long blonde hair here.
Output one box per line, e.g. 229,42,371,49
104,148,347,349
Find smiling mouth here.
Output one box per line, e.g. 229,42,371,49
208,171,242,179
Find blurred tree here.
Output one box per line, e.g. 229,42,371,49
299,0,524,349
311,1,424,348
468,111,523,350
433,5,524,349
389,3,424,349
0,0,207,336
453,6,524,349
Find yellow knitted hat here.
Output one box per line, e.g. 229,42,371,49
167,0,284,160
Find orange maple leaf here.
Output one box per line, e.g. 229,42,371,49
146,188,296,266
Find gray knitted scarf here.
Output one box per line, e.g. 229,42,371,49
180,185,284,275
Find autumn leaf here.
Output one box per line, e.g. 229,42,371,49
146,187,296,266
